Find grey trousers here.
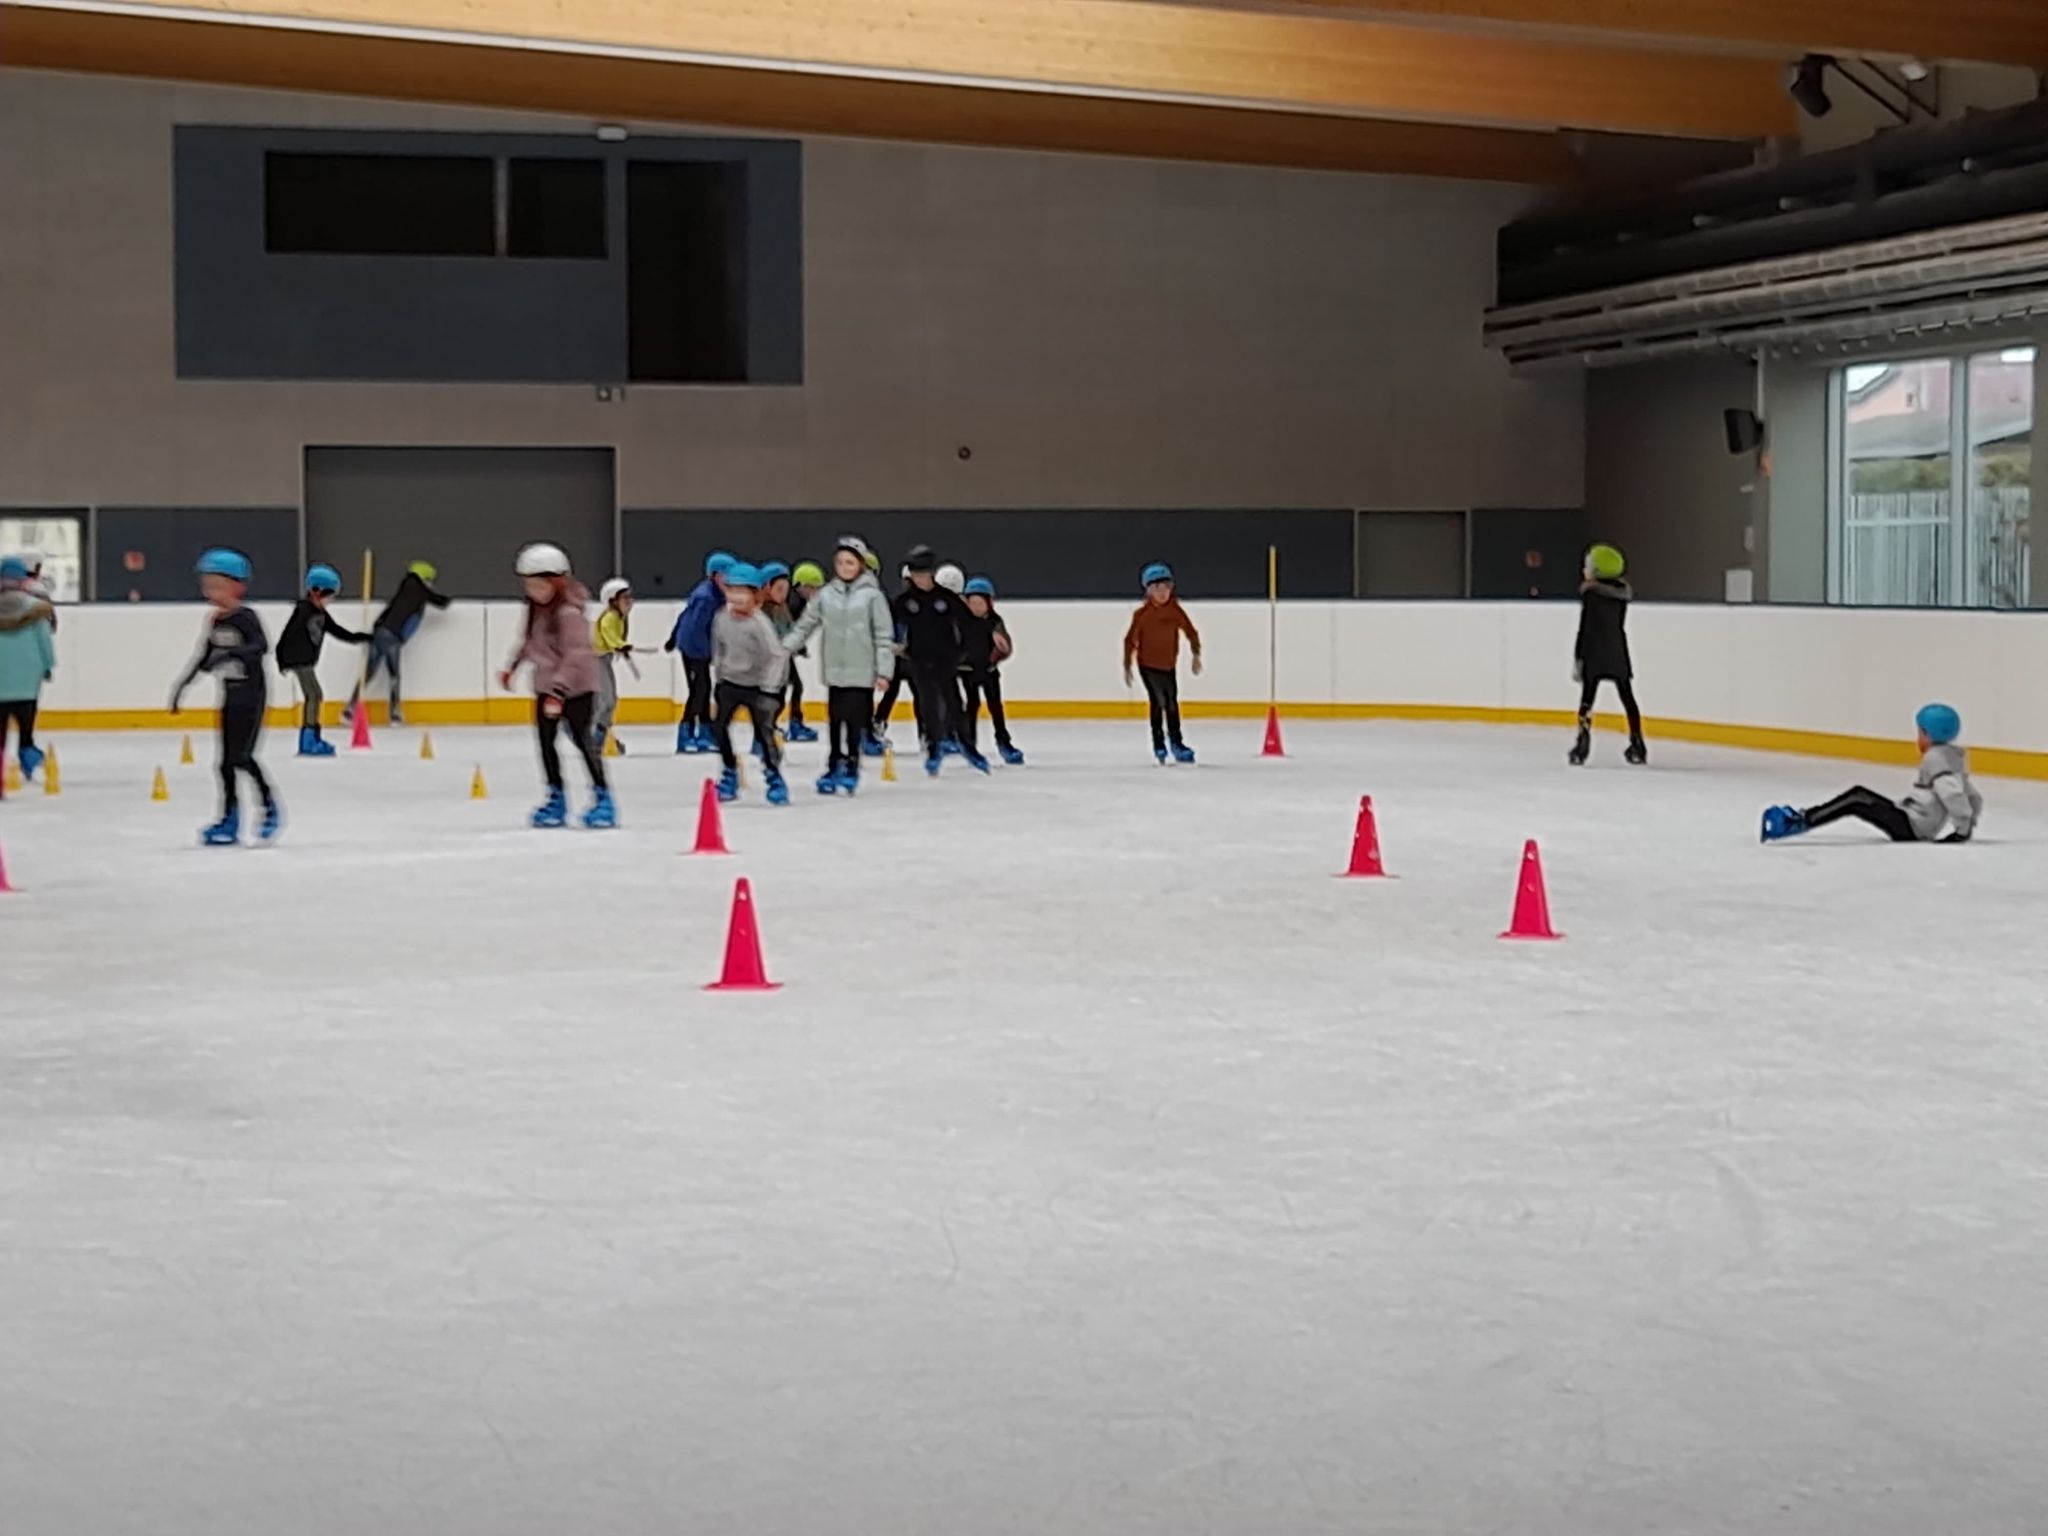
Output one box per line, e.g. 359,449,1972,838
591,654,620,750
290,666,323,729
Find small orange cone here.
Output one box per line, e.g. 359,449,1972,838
179,734,195,765
419,731,434,761
350,705,374,751
603,731,622,758
881,744,897,782
1499,839,1562,941
1261,706,1286,758
1337,795,1387,878
3,760,20,794
704,877,781,991
151,766,170,802
470,765,488,800
0,840,15,893
687,777,731,855
42,747,60,796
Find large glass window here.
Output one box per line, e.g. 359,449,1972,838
1833,348,2034,607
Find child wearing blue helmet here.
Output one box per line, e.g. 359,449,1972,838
665,550,736,753
957,575,1022,765
1122,562,1201,764
1761,703,1982,844
276,562,369,756
170,548,281,845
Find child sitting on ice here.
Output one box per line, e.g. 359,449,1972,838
1761,704,1981,844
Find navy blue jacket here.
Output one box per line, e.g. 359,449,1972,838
669,577,722,661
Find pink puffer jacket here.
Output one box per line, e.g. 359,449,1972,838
510,582,601,698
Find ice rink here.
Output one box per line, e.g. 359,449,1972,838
5,717,2048,1536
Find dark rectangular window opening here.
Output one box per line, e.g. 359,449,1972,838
264,152,495,256
507,158,607,259
626,160,750,383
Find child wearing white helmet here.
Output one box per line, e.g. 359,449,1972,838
591,576,635,754
499,543,615,829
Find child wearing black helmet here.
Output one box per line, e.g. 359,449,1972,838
276,562,369,757
170,548,281,845
1761,704,1982,844
957,575,1022,765
1122,562,1201,764
1569,542,1647,767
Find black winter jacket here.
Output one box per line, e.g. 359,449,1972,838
1574,579,1633,682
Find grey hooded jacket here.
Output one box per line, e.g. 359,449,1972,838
1902,743,1982,840
782,571,896,688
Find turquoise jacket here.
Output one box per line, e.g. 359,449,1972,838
0,590,56,702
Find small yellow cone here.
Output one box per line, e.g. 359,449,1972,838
151,766,170,802
3,760,21,794
603,731,622,758
179,734,195,765
470,765,488,800
43,747,60,796
419,731,435,761
881,744,898,783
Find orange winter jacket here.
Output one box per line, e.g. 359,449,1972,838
1123,597,1201,672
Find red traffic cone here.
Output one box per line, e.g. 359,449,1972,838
1261,705,1286,758
1337,795,1387,878
349,703,374,751
1499,839,1562,940
0,840,15,894
705,877,781,992
687,777,731,855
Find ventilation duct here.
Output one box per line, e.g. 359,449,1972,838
1485,210,2048,371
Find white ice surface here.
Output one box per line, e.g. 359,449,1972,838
4,720,2048,1536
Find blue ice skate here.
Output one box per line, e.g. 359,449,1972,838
861,733,885,758
675,719,693,754
200,809,241,847
296,726,324,757
963,749,992,775
765,768,789,806
816,770,840,796
940,738,961,756
1170,743,1197,765
19,743,44,782
925,751,943,778
836,764,859,797
582,788,618,829
1155,746,1169,764
256,801,284,846
716,765,740,803
787,722,819,743
998,744,1025,766
531,786,568,828
1760,805,1807,843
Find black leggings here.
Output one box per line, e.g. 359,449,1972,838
682,656,713,733
827,685,870,774
218,701,275,817
537,693,607,792
959,672,1012,754
1139,666,1183,750
907,659,959,756
1804,786,1916,842
873,666,913,736
1,699,36,760
785,667,806,727
1577,675,1643,738
714,680,782,773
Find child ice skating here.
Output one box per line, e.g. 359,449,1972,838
666,551,735,754
1570,543,1647,767
345,560,450,726
870,550,916,756
169,549,281,846
591,577,635,754
957,576,1022,765
0,555,57,793
709,564,791,805
276,563,368,757
498,544,615,829
782,539,895,795
783,560,825,743
1123,562,1201,764
895,545,983,774
1762,704,1982,845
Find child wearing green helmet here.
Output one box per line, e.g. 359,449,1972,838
344,557,450,728
1569,543,1646,767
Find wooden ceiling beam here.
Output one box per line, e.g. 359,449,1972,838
4,0,1796,138
0,6,1587,183
1267,0,2048,71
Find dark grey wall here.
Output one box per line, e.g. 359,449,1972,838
305,447,615,599
622,509,1354,600
1585,357,1757,601
95,507,298,601
1356,512,1467,597
174,127,802,384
